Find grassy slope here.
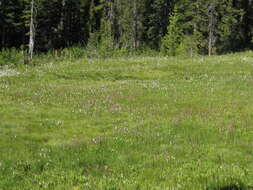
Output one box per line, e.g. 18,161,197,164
0,53,253,190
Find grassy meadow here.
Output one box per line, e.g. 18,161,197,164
0,52,253,189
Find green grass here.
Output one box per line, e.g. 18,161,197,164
0,52,253,190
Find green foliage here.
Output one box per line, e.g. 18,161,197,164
61,46,87,60
98,20,114,58
215,0,243,53
86,32,100,58
0,48,23,66
1,0,252,54
161,10,183,56
86,18,114,58
147,0,172,49
174,0,244,55
176,35,199,57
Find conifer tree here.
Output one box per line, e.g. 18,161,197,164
161,9,182,56
175,0,242,55
0,0,251,53
146,0,172,49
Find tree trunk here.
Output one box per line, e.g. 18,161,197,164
1,25,5,49
133,0,138,49
208,2,215,56
28,0,35,61
60,0,65,31
208,26,213,56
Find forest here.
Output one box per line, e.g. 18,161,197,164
1,0,253,57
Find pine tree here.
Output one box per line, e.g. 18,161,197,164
161,9,182,56
173,0,199,56
175,0,243,55
119,0,146,49
0,0,25,49
146,0,173,49
0,0,251,53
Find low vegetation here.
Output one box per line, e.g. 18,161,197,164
0,52,253,189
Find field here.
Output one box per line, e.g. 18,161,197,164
0,52,253,190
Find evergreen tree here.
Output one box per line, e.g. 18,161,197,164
176,0,243,55
115,0,146,49
0,0,251,53
146,0,173,49
161,9,182,56
0,0,25,49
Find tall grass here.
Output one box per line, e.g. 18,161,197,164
1,52,253,189
0,48,23,67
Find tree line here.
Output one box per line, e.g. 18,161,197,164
0,0,252,56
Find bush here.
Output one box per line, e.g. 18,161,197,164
86,32,100,58
176,35,199,57
61,46,87,60
0,48,23,66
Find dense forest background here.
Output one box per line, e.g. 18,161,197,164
0,0,253,56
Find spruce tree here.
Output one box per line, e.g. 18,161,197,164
0,0,251,53
161,9,182,56
146,0,173,49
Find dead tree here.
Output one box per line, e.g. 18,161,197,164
28,0,35,61
207,2,216,56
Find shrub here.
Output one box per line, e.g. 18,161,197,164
61,46,87,60
0,48,23,66
176,35,199,57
